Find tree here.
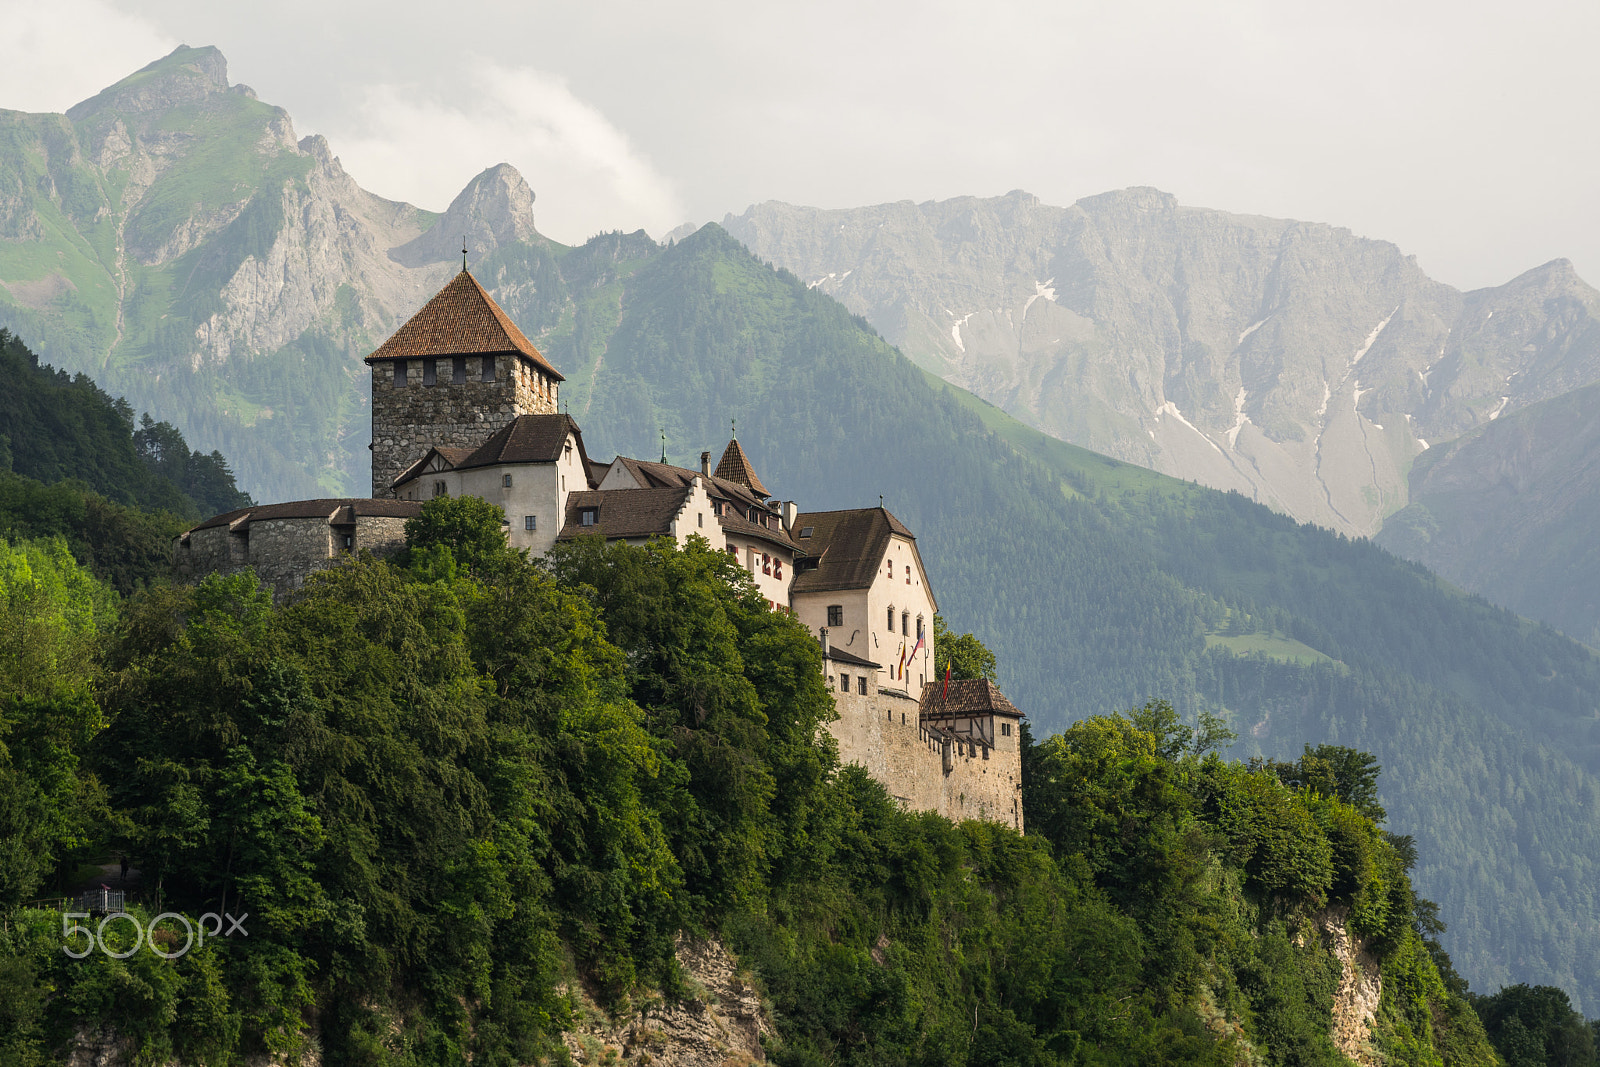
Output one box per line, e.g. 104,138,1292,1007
402,494,517,576
933,614,997,682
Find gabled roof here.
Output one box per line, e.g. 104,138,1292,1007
392,446,476,488
556,488,693,541
454,414,591,476
713,438,769,498
612,456,768,509
187,498,422,534
919,678,1023,719
364,270,563,380
789,507,920,595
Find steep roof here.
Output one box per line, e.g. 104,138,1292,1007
391,445,476,488
188,498,422,533
919,678,1023,719
789,507,919,594
364,270,563,380
604,455,797,552
713,438,770,498
556,488,693,541
823,645,881,670
455,414,591,475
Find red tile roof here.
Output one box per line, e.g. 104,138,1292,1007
919,678,1023,719
364,270,563,380
713,438,769,498
556,488,694,541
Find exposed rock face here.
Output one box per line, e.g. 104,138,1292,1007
1316,906,1382,1064
391,163,539,267
561,937,771,1067
724,193,1600,538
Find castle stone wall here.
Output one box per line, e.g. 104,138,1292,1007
370,355,558,496
825,678,1022,831
174,514,411,599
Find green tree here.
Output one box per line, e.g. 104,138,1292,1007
933,614,998,682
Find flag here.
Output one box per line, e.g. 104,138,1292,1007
898,642,907,680
942,664,950,701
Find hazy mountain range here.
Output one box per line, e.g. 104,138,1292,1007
7,44,1600,1008
724,195,1600,645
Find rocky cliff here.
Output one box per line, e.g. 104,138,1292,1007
724,192,1600,539
0,45,558,501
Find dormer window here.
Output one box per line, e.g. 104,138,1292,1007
799,526,813,538
580,507,598,527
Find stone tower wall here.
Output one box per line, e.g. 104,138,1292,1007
370,354,559,496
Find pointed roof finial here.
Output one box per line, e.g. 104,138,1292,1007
731,416,736,440
660,427,667,464
879,494,885,509
462,237,468,273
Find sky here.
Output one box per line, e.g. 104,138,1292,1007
3,0,1597,291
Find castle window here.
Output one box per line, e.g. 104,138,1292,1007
839,674,850,693
773,559,783,580
902,612,909,636
503,473,513,488
887,606,895,630
698,513,703,528
581,507,598,527
394,360,408,387
857,676,866,695
762,553,771,575
423,359,437,386
906,565,911,584
452,356,466,384
827,605,843,627
1001,723,1012,737
433,480,447,498
343,534,353,550
480,355,496,382
525,515,536,531
916,616,924,640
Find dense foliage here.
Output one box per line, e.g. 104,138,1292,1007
0,330,250,519
0,505,1539,1065
474,224,1600,1008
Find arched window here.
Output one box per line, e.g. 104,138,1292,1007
901,612,909,636
916,616,924,640
887,606,895,630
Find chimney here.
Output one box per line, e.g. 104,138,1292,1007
819,627,830,660
700,450,711,477
782,500,798,532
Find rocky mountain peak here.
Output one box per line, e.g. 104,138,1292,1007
391,163,539,267
67,45,230,122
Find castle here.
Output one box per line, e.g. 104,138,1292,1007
176,269,1023,829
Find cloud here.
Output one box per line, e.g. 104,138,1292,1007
0,0,176,113
329,61,684,245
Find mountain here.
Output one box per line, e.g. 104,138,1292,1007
1377,380,1600,648
6,47,1600,1009
0,44,560,501
721,193,1600,542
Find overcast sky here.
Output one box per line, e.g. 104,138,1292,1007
3,0,1597,290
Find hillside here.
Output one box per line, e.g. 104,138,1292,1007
5,46,1600,1009
1377,381,1600,648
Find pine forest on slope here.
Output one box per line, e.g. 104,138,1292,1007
4,45,1600,1010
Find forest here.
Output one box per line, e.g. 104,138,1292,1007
0,491,1593,1066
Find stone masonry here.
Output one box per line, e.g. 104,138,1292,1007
369,354,557,496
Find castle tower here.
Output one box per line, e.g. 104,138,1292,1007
364,270,564,497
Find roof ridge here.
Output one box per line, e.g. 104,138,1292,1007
364,270,563,379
